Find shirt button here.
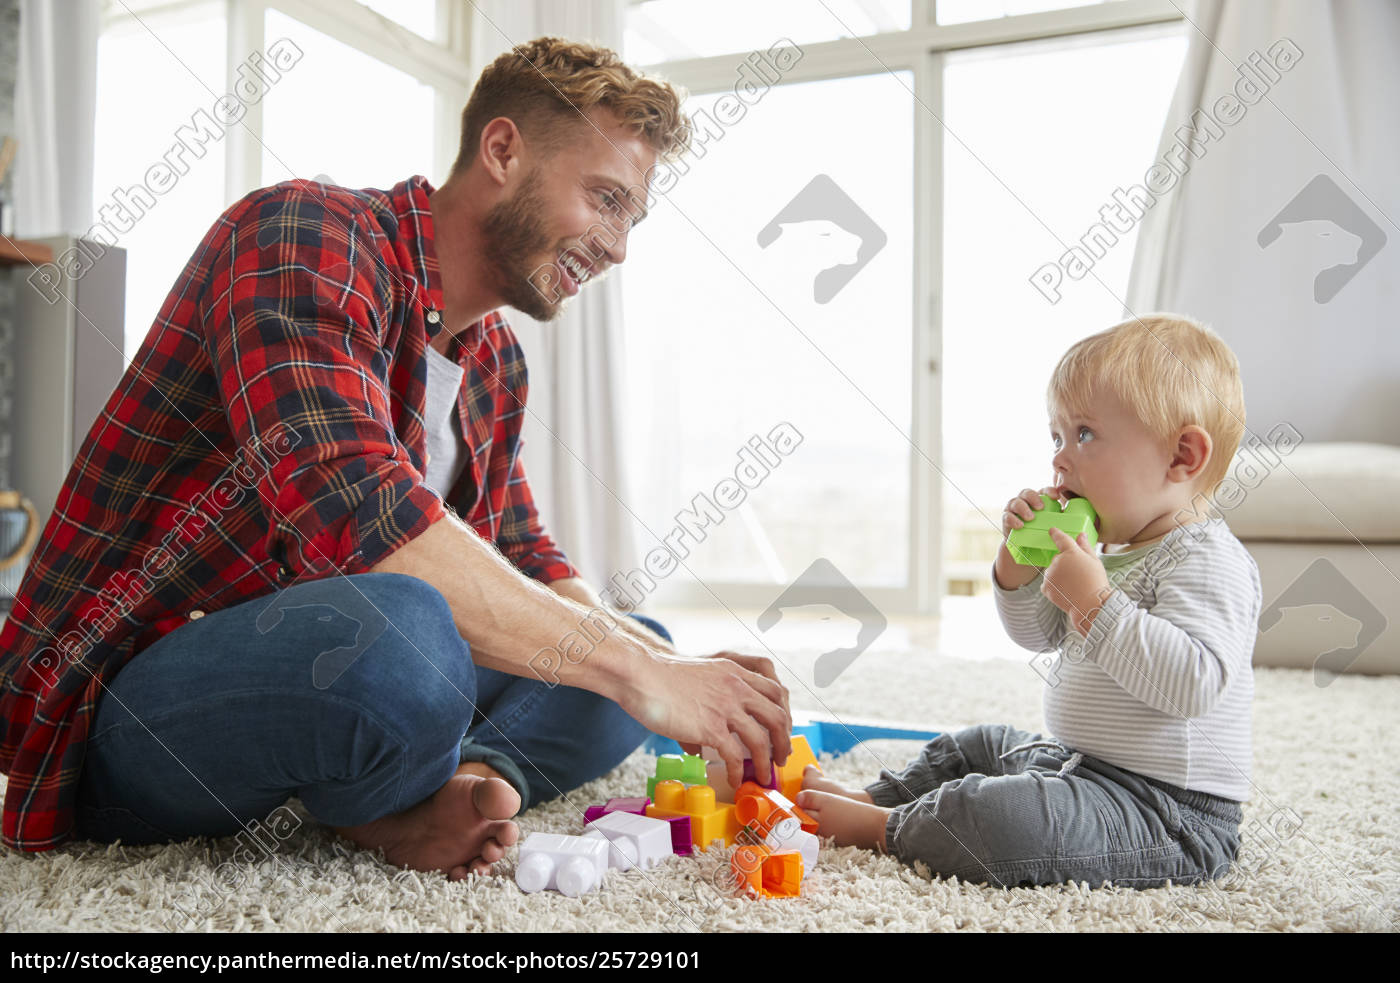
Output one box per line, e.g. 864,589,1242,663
426,309,440,324
189,610,205,620
279,565,291,578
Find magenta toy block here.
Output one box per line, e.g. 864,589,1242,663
658,813,694,856
582,796,650,826
742,758,778,789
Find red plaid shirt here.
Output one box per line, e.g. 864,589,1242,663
0,174,578,851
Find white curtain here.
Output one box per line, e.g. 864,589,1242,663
467,0,640,588
14,0,99,237
1125,0,1400,445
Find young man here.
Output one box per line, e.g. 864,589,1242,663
0,38,791,880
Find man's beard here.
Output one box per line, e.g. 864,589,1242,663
481,166,567,322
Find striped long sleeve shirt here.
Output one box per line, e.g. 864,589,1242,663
993,516,1260,801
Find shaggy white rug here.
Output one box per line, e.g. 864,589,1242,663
2,601,1396,933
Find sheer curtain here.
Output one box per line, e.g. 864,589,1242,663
468,0,640,588
13,0,99,238
1125,0,1400,444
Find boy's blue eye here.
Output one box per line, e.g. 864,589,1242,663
1078,426,1094,443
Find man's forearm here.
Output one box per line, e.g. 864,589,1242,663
547,577,676,654
369,514,647,703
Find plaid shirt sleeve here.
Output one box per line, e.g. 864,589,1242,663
198,189,445,578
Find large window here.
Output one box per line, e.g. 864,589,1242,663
620,72,914,592
94,0,468,361
940,26,1187,589
94,2,228,362
623,0,1188,610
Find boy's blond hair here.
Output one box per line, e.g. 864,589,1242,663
454,37,692,177
1047,313,1246,497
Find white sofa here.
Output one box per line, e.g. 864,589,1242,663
1221,442,1399,679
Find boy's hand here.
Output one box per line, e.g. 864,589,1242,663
1000,485,1064,538
993,486,1062,590
1042,526,1111,636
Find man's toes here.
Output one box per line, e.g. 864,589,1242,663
449,863,471,882
481,839,506,864
473,775,522,820
469,859,492,877
488,819,520,847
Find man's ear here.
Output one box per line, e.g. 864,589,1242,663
1168,425,1212,484
478,116,523,186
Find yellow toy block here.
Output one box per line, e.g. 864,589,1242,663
645,780,738,852
775,735,820,804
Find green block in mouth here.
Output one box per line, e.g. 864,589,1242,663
1007,493,1099,567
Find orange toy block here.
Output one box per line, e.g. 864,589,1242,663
775,735,820,804
734,780,818,836
730,844,804,898
645,780,739,852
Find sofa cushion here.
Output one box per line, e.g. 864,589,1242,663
1220,442,1400,542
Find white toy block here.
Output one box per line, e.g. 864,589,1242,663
581,811,674,871
515,832,610,897
765,819,819,869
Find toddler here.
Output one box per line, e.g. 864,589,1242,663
796,314,1261,888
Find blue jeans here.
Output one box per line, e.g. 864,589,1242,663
74,573,668,845
867,724,1242,888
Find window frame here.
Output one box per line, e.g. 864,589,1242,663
100,0,473,203
627,0,1186,614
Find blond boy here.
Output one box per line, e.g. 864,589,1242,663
797,314,1261,888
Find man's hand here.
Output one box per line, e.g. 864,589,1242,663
628,651,792,792
1042,526,1111,636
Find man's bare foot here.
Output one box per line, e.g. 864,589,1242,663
795,789,891,852
333,763,521,880
800,764,873,803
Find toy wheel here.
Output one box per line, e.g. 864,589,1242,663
515,852,553,893
556,856,597,897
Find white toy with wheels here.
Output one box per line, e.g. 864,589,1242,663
514,833,610,897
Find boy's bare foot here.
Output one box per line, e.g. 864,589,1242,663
333,763,521,880
800,764,874,803
796,789,891,852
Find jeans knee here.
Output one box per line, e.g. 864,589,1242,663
316,574,475,744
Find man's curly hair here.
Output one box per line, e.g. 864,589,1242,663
453,36,692,176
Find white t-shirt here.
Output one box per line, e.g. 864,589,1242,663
421,343,470,499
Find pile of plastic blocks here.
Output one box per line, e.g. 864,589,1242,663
515,735,822,898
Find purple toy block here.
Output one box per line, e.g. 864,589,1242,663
583,796,651,826
742,758,778,790
659,814,694,856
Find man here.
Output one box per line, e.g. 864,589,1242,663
0,38,791,880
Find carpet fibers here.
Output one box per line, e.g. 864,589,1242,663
3,604,1396,933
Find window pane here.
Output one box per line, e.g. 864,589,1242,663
621,72,914,593
936,0,1125,25
261,10,437,190
939,28,1187,587
359,0,440,42
93,10,228,361
625,0,910,63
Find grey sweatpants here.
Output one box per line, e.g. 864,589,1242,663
864,724,1242,888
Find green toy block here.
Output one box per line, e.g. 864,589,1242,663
1006,494,1099,567
647,753,708,799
